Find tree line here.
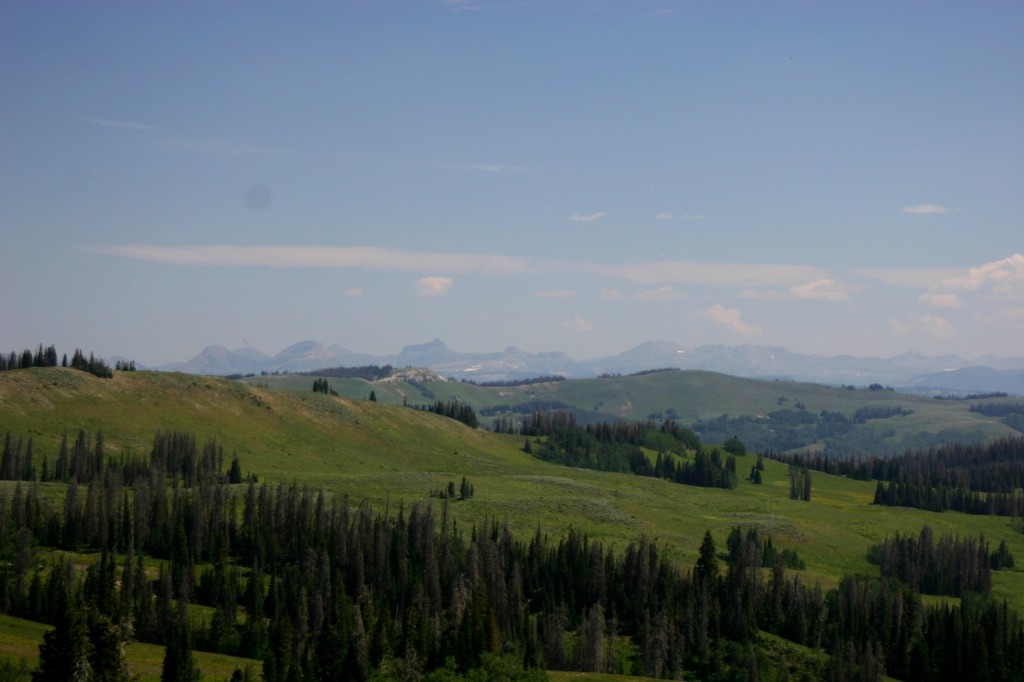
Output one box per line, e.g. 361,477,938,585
411,400,479,429
867,526,1015,597
765,436,1024,517
0,344,120,379
302,366,394,381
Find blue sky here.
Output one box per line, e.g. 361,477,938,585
2,1,1021,366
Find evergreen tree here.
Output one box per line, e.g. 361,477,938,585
32,578,92,682
162,601,200,682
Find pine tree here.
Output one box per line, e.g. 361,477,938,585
32,577,92,682
162,601,201,682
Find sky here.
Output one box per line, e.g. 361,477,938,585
1,1,1022,367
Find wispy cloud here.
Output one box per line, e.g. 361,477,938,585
90,245,530,276
563,315,595,332
902,204,950,215
740,279,854,302
919,293,963,308
787,278,855,301
345,288,365,298
534,289,576,299
657,212,705,221
92,244,861,301
601,286,686,301
567,211,606,222
697,305,761,337
414,277,453,297
84,118,164,132
580,260,830,288
856,267,963,289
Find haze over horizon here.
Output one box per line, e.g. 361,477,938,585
2,1,1022,367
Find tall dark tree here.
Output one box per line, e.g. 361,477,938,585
162,601,200,682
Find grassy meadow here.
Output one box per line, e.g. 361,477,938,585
2,367,1024,677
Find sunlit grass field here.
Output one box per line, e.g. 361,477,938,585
2,368,1023,678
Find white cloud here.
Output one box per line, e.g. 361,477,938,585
91,245,529,275
902,204,950,214
414,277,453,297
656,212,675,220
738,280,855,302
567,211,606,222
697,305,761,337
919,293,963,308
345,288,365,298
563,315,595,332
786,278,855,301
936,253,1024,298
534,289,576,299
633,286,686,301
598,286,685,301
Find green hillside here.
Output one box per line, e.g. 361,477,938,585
3,367,1024,616
245,368,1019,455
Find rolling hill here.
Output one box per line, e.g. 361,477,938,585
2,366,1023,615
245,367,1022,456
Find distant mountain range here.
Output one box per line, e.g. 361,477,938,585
156,339,1024,396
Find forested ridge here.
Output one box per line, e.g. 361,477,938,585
516,412,741,490
2,427,1024,680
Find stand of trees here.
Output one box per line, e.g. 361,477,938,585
764,436,1024,517
301,366,393,381
3,428,1024,680
312,378,338,395
0,345,119,378
789,465,812,501
867,526,1016,597
412,400,479,429
519,413,739,490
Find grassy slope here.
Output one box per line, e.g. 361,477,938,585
3,368,1024,644
247,369,1016,447
0,613,259,681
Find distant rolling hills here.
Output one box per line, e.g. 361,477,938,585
245,367,1023,456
